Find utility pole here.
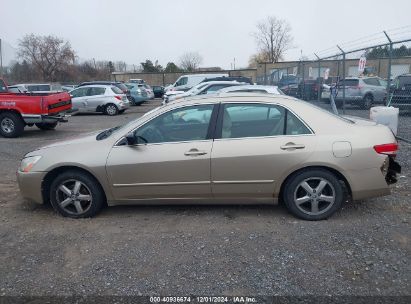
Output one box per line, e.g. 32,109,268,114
314,53,321,102
383,30,393,98
337,45,346,114
233,57,236,70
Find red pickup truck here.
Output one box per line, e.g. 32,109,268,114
0,78,72,138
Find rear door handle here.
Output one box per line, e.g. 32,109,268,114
184,148,207,156
280,143,306,150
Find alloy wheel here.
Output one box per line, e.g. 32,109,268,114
55,179,93,215
1,118,15,134
293,177,336,216
106,105,117,115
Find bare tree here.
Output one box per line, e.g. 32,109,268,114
179,52,203,71
18,34,75,81
248,52,270,68
252,16,293,63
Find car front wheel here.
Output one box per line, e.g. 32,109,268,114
49,170,105,218
283,169,344,220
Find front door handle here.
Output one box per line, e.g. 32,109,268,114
184,148,207,156
280,143,306,150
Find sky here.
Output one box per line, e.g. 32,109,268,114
1,0,411,69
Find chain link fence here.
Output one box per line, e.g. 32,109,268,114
257,33,411,142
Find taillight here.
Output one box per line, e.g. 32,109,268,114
373,143,398,156
114,96,121,100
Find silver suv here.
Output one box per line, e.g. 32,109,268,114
335,77,387,109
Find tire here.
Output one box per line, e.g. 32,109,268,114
49,170,105,218
0,112,25,138
362,94,373,110
283,169,344,221
104,103,119,116
35,122,58,130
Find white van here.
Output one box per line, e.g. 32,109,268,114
166,73,228,92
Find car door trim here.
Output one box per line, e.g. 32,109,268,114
113,181,211,187
212,180,274,184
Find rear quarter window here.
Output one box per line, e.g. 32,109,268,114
111,86,123,94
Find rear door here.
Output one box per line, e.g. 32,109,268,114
210,102,316,199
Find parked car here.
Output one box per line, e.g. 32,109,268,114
129,79,145,84
77,81,131,101
143,84,155,99
152,85,165,98
125,83,149,105
17,93,400,220
61,85,77,92
298,79,320,101
218,85,283,95
8,83,62,93
0,78,71,138
335,77,387,109
163,81,245,104
389,74,411,110
165,73,228,92
69,85,130,116
201,76,253,85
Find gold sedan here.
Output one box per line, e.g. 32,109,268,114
17,93,401,220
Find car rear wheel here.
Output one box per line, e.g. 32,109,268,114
49,170,105,218
362,94,373,109
0,112,25,138
35,122,58,130
104,103,119,116
283,169,344,220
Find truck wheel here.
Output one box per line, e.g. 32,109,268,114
35,122,58,130
104,104,119,116
0,112,25,138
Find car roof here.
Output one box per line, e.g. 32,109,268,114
201,81,246,86
73,84,113,88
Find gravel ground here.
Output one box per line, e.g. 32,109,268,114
0,99,410,297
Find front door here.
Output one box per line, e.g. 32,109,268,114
70,87,89,111
211,103,316,198
106,104,216,201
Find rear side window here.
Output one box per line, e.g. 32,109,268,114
27,85,51,91
88,87,106,96
219,103,311,139
111,86,123,94
116,83,127,91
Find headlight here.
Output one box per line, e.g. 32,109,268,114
20,156,42,172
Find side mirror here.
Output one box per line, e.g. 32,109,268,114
125,132,147,145
125,132,138,145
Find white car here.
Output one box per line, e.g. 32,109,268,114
163,81,245,104
218,85,283,95
69,85,130,116
166,73,228,92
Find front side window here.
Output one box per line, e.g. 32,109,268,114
219,103,311,139
176,77,188,86
134,104,214,144
70,87,89,98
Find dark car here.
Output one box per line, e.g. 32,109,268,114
298,79,320,101
389,74,411,110
78,81,131,100
201,76,253,85
278,75,301,98
152,86,165,98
